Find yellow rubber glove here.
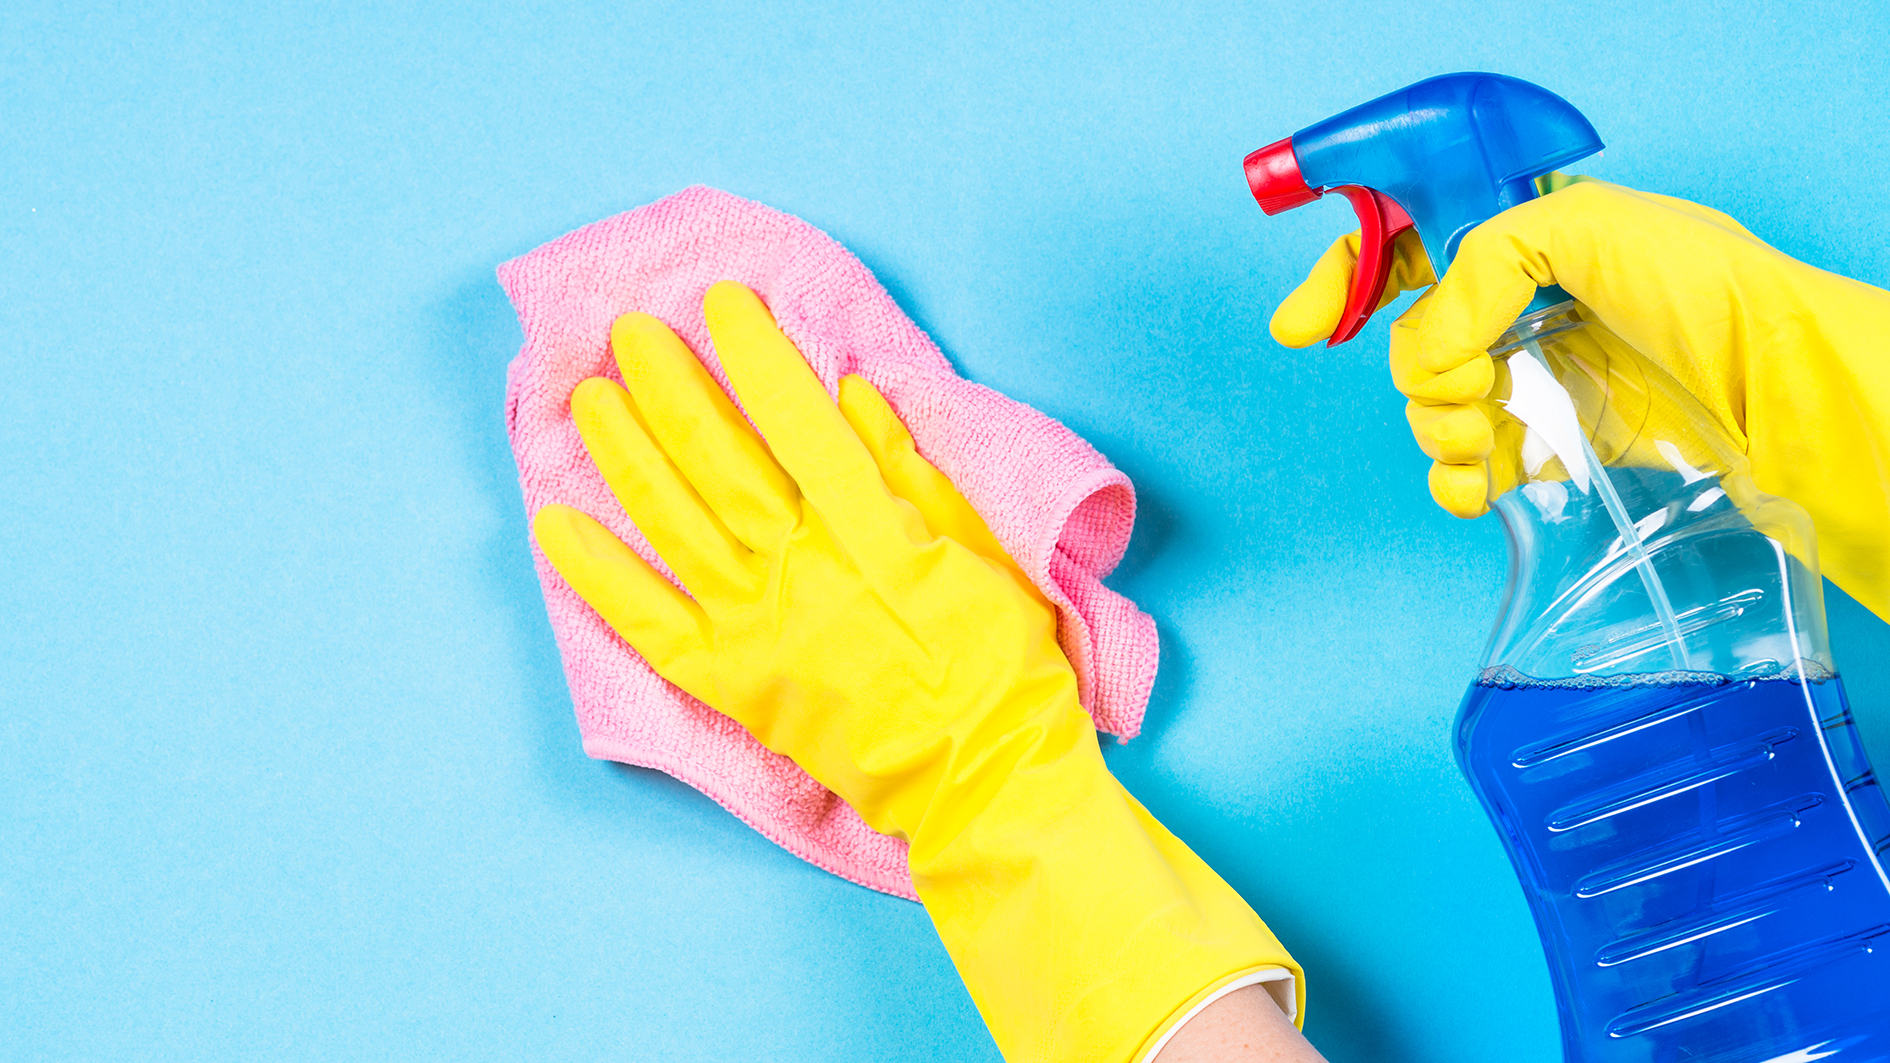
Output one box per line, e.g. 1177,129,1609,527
533,281,1300,1063
1273,178,1890,621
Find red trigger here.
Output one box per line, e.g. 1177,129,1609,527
1327,187,1415,346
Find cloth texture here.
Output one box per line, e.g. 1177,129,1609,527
499,185,1160,899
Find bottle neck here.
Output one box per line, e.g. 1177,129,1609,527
1476,302,1830,680
1520,284,1575,318
1490,298,1581,358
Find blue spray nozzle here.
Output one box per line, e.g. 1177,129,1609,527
1247,73,1603,344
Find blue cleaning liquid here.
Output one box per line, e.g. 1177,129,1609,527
1459,670,1890,1061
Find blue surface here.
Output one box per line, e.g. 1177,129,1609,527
5,3,1889,1060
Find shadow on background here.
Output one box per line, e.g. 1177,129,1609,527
422,275,585,788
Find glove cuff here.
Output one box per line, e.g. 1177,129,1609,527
1133,965,1299,1063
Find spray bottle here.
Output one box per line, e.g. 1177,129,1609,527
1247,73,1890,1061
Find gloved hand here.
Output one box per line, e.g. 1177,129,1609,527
533,281,1302,1062
1272,177,1890,621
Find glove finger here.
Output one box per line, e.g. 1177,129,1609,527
1390,292,1495,404
1269,233,1358,348
835,375,1053,611
1413,217,1547,377
1396,359,1496,404
1406,401,1495,464
1428,461,1491,519
834,375,992,554
570,376,758,603
533,504,717,704
702,281,922,548
1382,227,1437,297
611,312,799,551
1270,229,1434,348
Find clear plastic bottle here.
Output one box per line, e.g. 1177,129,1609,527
1247,71,1890,1057
1462,300,1890,1062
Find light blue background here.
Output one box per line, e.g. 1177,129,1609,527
5,3,1888,1060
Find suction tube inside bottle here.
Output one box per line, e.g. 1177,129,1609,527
1499,306,1693,670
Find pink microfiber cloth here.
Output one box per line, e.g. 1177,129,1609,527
500,186,1159,900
